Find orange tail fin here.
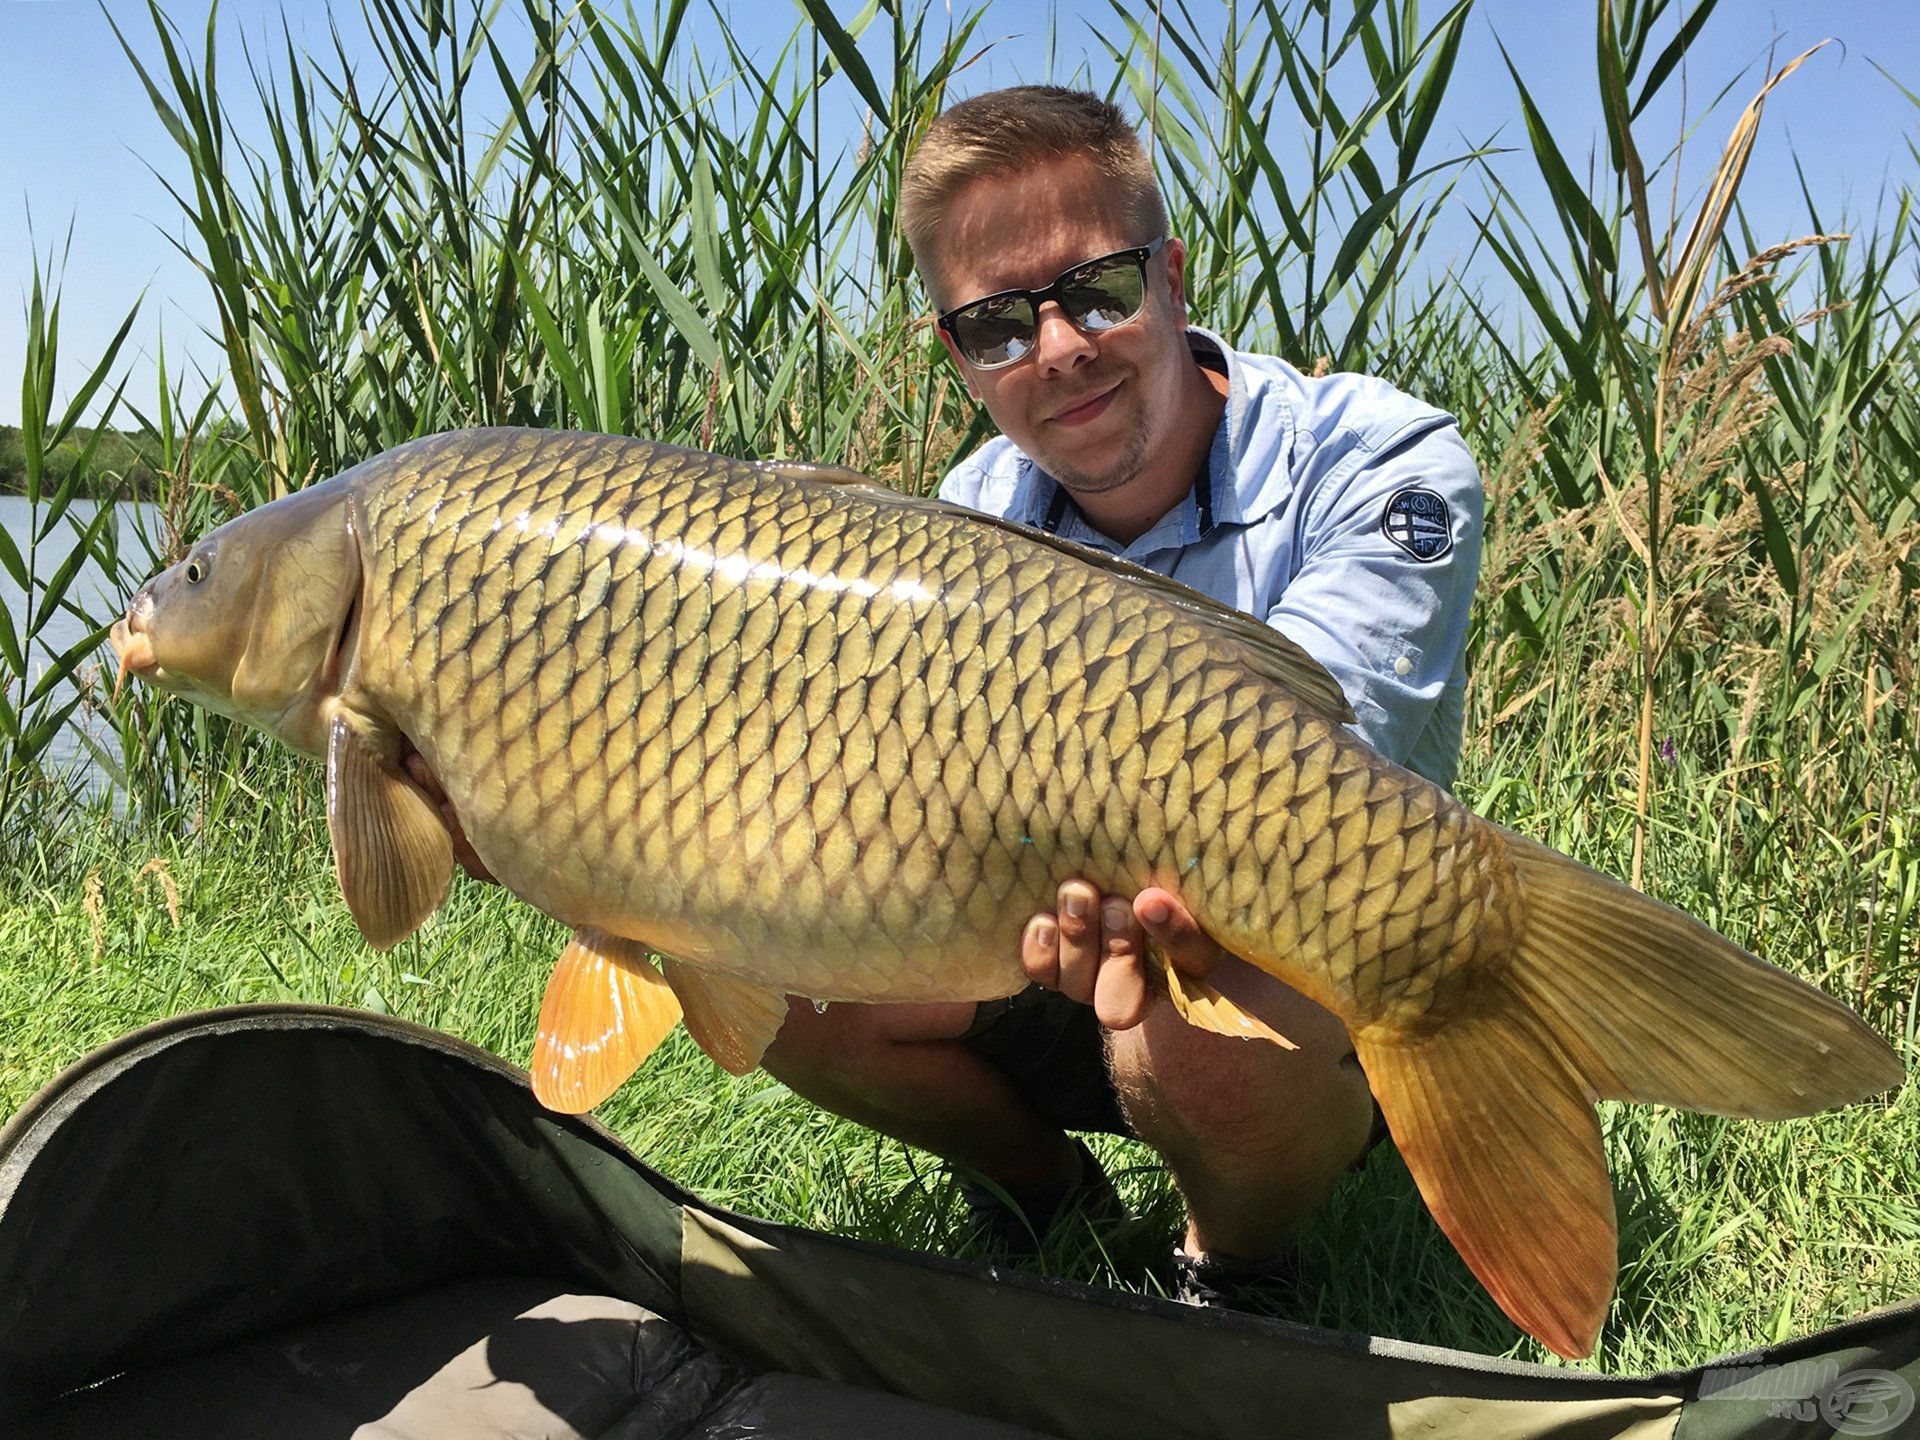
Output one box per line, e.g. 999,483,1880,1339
1356,829,1902,1357
1354,1010,1612,1359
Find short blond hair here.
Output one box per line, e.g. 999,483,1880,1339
901,86,1168,305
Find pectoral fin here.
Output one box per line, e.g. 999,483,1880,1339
660,960,790,1075
326,715,453,949
532,929,683,1113
1152,943,1296,1047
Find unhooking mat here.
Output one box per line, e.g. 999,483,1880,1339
0,1005,1914,1438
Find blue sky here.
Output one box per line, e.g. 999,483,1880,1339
1,0,1916,428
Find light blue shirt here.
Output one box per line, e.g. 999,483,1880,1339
937,326,1483,787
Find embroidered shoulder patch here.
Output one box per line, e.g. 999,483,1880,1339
1380,486,1453,562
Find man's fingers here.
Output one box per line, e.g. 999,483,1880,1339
1053,880,1101,1004
448,833,497,886
1093,897,1150,1029
1135,888,1223,978
1023,883,1213,1021
403,752,446,803
1021,913,1060,990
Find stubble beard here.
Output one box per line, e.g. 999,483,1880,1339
1033,392,1151,498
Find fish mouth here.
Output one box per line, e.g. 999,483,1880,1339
108,615,158,702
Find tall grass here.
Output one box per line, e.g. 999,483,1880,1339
0,243,140,837
3,0,1916,1368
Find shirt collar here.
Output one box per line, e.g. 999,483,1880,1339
1004,325,1270,561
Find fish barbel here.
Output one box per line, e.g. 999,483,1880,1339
109,427,1900,1358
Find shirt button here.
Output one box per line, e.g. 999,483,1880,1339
1393,656,1413,677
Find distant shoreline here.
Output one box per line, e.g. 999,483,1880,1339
0,424,161,501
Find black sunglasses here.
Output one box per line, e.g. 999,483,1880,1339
938,238,1167,370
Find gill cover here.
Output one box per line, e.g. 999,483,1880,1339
131,477,363,754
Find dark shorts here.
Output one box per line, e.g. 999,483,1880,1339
959,984,1135,1136
957,984,1391,1164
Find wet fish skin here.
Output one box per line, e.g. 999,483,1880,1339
111,427,1903,1359
342,430,1472,1020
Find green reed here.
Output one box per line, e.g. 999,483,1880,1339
0,243,141,838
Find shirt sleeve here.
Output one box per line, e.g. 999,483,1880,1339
1263,420,1483,778
935,438,1012,511
935,461,983,507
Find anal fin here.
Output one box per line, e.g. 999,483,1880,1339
532,929,683,1113
660,960,790,1075
1153,943,1296,1048
326,716,453,949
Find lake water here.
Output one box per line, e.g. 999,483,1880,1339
0,495,168,788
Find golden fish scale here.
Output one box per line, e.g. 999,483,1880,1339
350,430,1515,1026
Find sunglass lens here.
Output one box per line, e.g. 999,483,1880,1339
946,250,1152,366
952,296,1037,367
1062,258,1145,333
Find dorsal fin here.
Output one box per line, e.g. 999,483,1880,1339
755,460,1357,725
756,460,879,488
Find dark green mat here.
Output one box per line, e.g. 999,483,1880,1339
0,1006,1911,1438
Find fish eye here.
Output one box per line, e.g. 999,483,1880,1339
185,554,207,585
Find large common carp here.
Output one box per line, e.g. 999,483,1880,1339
110,427,1899,1358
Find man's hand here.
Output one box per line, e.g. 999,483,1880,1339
1021,881,1224,1030
402,753,497,884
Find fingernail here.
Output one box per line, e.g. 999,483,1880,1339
1102,899,1130,933
1063,892,1090,918
1032,918,1056,947
1139,895,1171,925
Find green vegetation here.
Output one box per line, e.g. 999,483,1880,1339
0,426,157,499
4,0,1916,1370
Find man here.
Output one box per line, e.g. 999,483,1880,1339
758,85,1483,1304
415,83,1482,1305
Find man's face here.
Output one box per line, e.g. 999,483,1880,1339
930,153,1192,497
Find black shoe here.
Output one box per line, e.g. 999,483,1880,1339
953,1138,1124,1257
1170,1243,1304,1312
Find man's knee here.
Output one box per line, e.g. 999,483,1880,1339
1107,964,1373,1167
761,996,858,1074
761,998,977,1081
